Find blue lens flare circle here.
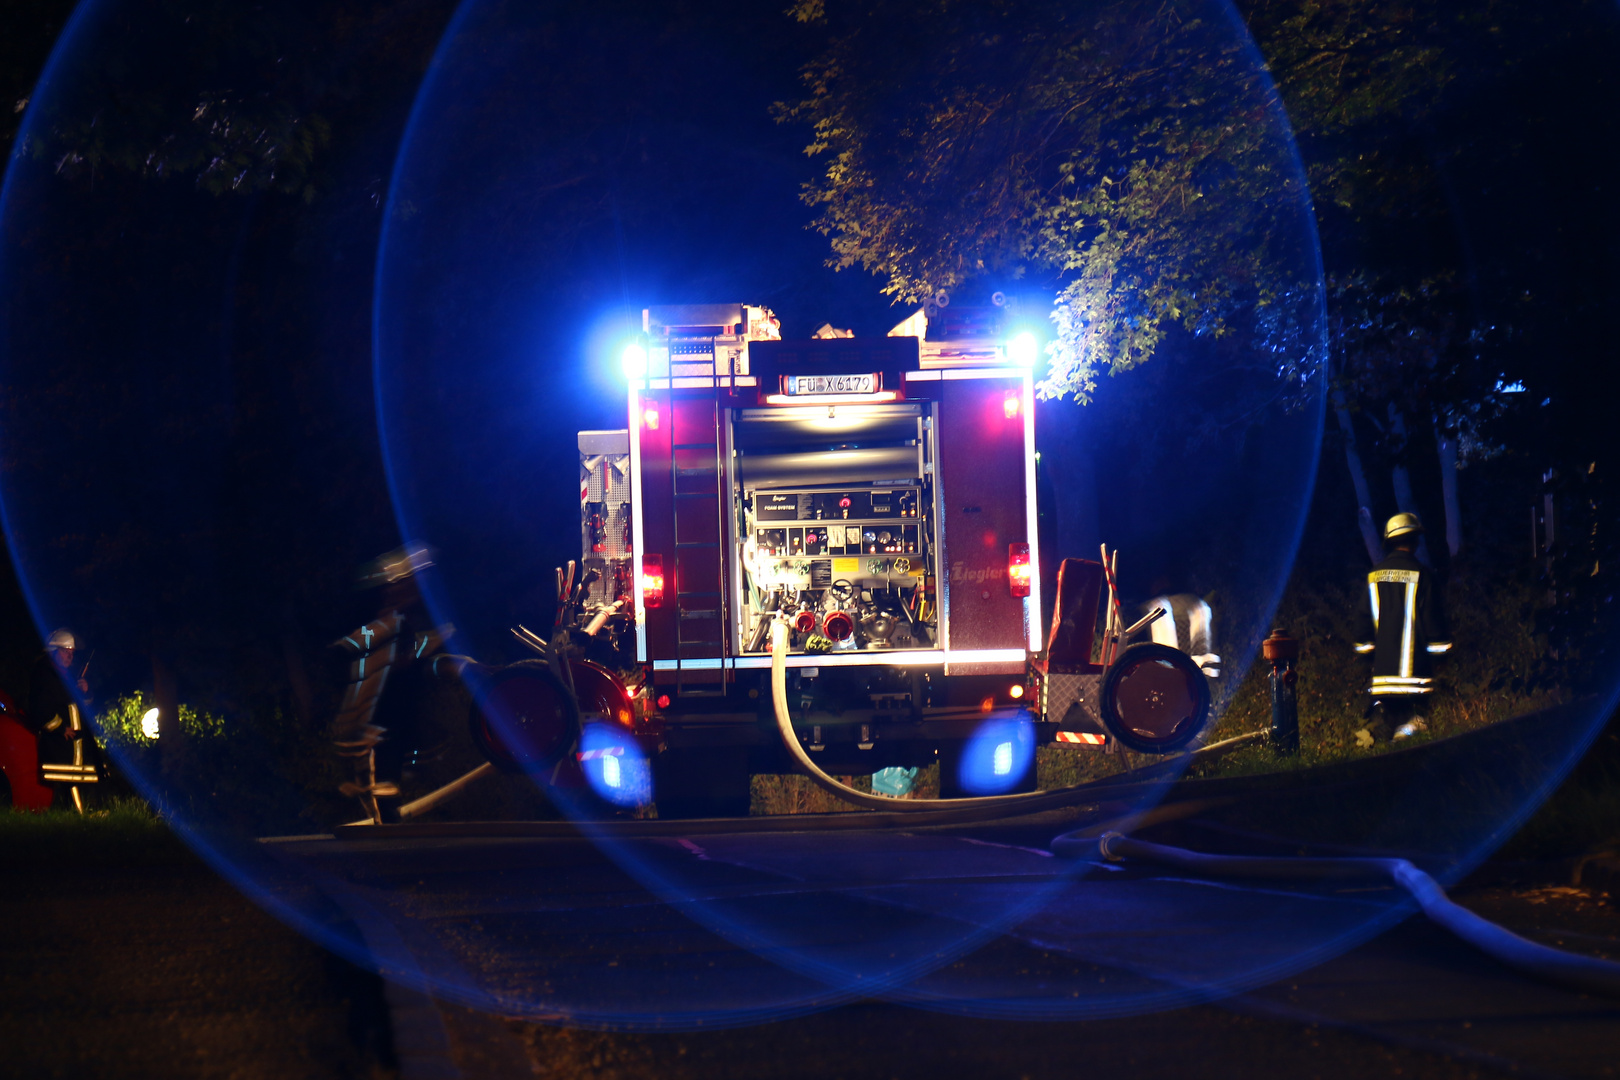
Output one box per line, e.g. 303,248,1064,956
0,0,1610,1038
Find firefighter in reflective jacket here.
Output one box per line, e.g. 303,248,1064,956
1354,513,1452,744
331,543,458,824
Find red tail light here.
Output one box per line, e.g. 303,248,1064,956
642,403,660,430
1008,543,1031,598
642,554,664,608
1003,391,1021,419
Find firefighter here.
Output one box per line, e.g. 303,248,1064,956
1354,513,1452,745
27,628,103,811
331,543,456,823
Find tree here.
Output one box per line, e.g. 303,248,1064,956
1325,274,1516,563
781,0,1321,404
0,0,454,786
780,0,1608,562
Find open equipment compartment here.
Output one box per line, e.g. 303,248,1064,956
731,401,940,657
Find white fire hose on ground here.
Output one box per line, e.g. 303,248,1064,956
769,617,1620,998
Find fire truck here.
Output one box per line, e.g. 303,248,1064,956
530,300,1207,818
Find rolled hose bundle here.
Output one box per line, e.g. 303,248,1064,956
768,618,1620,998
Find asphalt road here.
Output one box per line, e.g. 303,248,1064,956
263,813,1620,1079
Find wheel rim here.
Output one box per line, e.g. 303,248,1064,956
475,668,577,772
1108,654,1198,748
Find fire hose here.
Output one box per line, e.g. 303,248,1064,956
768,617,1620,998
768,618,1255,811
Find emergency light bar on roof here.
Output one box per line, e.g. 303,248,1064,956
886,305,1012,368
638,303,780,381
644,303,746,334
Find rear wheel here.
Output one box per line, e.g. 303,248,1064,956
1099,643,1211,754
468,660,581,775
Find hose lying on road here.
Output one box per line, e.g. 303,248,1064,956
769,618,1620,999
1050,830,1620,999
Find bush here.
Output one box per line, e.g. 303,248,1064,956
97,690,225,746
1191,556,1563,779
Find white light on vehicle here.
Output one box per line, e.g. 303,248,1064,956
621,343,648,380
1008,331,1039,366
141,708,160,739
602,754,622,789
993,741,1013,776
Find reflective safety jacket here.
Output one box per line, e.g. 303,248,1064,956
1356,550,1451,695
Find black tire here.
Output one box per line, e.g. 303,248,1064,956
467,659,581,774
1099,642,1211,754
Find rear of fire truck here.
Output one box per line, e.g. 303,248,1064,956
578,301,1046,817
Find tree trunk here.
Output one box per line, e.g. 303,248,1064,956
1334,404,1382,563
281,624,315,726
151,649,184,780
1436,426,1462,557
1388,409,1433,564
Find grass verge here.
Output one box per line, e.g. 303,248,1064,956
0,794,192,866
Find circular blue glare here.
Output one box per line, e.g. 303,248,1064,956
4,0,1612,1038
368,0,1334,1024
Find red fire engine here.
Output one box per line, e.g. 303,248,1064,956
388,299,1213,823
565,300,1104,816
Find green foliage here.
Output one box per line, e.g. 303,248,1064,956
11,1,336,199
1192,557,1563,779
89,690,355,835
96,690,224,747
778,0,1583,411
1327,272,1516,456
1238,0,1458,217
779,0,1322,402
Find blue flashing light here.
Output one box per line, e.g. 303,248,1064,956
1007,331,1039,366
579,723,650,807
621,342,648,381
958,714,1035,794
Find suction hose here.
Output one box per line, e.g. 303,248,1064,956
769,617,1257,812
1052,830,1620,999
768,621,1620,999
770,619,1055,811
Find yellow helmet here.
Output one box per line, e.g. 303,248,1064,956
1383,512,1424,541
